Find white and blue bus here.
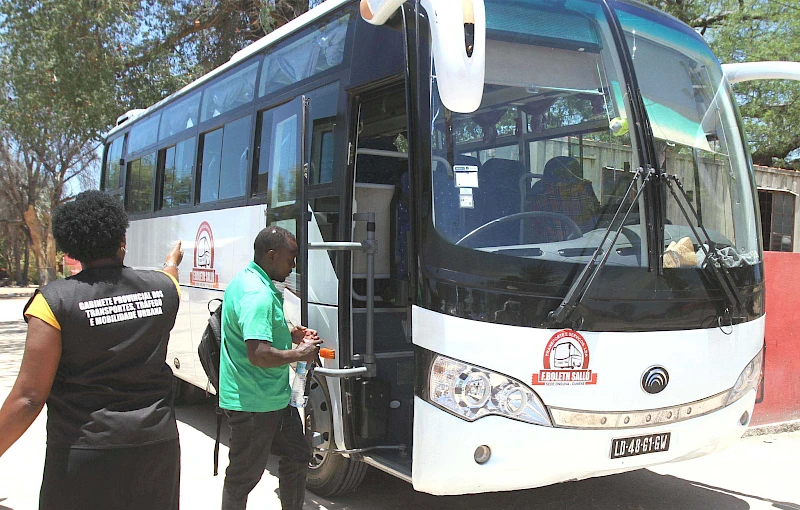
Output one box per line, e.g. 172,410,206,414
102,0,781,496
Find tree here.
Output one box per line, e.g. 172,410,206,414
126,0,323,78
642,0,800,168
0,1,146,284
0,0,323,283
0,194,27,285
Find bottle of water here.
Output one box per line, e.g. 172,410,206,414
290,361,308,408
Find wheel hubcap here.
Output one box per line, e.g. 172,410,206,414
306,375,333,470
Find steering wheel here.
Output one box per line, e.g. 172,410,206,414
455,211,583,246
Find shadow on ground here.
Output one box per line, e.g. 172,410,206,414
176,398,793,510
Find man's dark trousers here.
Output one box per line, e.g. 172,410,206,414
221,406,310,510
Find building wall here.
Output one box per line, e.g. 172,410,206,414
749,167,800,425
755,165,800,252
751,251,800,425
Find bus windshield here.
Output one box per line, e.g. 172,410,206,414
429,0,647,267
615,2,760,269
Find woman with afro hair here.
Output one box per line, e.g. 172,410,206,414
0,190,185,509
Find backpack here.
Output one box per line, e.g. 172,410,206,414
198,298,223,393
197,298,223,475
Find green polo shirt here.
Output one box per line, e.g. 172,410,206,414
219,261,293,412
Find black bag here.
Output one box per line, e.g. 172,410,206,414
197,298,223,475
198,298,223,392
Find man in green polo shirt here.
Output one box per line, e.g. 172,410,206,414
219,226,322,510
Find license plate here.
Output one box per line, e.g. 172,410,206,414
610,432,671,459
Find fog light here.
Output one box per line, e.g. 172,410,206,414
474,445,491,464
740,411,750,426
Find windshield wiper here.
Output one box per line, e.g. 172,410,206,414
549,167,654,325
661,173,746,320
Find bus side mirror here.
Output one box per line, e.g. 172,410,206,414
360,0,486,114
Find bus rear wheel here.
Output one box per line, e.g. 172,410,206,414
305,373,368,497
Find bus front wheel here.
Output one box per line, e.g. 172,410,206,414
305,373,368,497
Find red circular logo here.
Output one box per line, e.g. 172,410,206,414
194,221,215,269
542,330,590,370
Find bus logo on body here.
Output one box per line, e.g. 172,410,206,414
190,221,219,288
641,366,669,394
532,329,598,386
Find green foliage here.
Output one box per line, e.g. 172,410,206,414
0,1,132,143
641,0,800,167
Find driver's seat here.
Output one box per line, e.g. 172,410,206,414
466,158,526,245
525,156,600,242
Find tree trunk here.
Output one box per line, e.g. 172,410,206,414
45,231,58,282
12,234,23,285
22,204,51,285
21,240,29,285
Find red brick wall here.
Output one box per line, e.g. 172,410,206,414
751,251,800,425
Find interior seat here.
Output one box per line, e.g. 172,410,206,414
525,156,600,242
467,157,525,245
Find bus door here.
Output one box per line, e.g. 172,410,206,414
348,81,414,469
260,95,309,319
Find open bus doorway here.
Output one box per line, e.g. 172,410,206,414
349,81,415,475
306,81,415,496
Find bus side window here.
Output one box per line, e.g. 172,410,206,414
310,121,336,185
199,115,251,203
219,115,251,200
258,14,350,98
127,113,160,155
307,82,340,186
270,113,299,207
253,102,303,198
103,135,126,202
158,92,200,141
200,62,258,122
161,137,195,209
126,152,156,213
200,128,223,203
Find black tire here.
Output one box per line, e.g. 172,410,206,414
305,373,368,497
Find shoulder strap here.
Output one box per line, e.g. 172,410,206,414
214,405,223,476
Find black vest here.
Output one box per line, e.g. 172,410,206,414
28,266,180,448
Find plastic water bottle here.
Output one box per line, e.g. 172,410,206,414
290,361,308,408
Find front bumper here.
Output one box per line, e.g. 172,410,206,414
411,390,756,495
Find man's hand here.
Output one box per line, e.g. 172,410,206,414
295,338,323,362
291,325,319,345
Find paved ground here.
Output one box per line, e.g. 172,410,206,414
1,296,799,509
0,287,36,302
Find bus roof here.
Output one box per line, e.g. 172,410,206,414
105,0,352,139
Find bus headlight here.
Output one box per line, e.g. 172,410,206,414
427,354,552,426
725,349,764,406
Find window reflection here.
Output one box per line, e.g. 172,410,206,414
128,114,161,154
159,92,200,140
127,152,156,213
259,14,349,97
104,136,125,193
201,63,258,122
162,137,195,209
200,116,251,202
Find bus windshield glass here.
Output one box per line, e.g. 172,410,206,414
429,0,646,267
616,2,760,269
